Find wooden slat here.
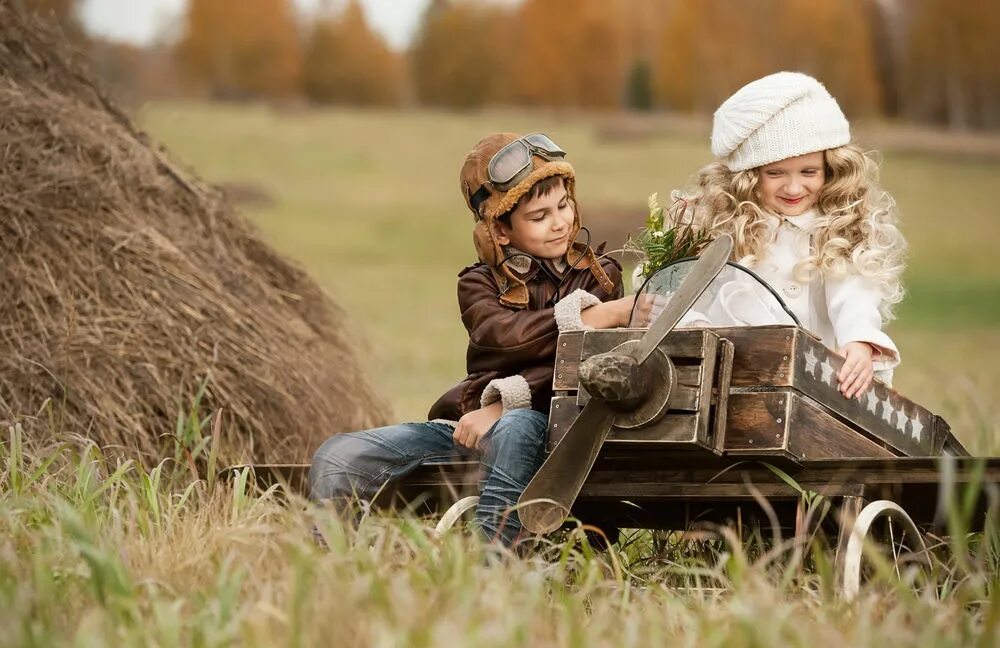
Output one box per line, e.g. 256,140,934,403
579,481,866,499
709,325,797,387
580,328,712,360
722,391,790,452
578,457,1000,488
694,333,719,446
676,364,702,385
787,394,898,460
792,333,941,456
711,338,735,453
576,382,700,411
553,330,585,390
547,396,701,449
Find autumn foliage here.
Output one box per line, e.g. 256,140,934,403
302,2,401,106
177,0,302,99
33,0,1000,130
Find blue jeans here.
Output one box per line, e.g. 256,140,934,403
309,409,549,546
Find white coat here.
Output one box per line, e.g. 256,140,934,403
639,209,900,383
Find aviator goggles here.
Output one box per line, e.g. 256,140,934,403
469,133,566,214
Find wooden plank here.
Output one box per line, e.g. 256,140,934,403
547,396,580,446
578,457,1000,488
722,391,790,452
709,325,797,387
676,364,702,385
556,330,706,392
792,333,942,456
576,381,700,411
712,338,735,453
786,394,898,461
580,328,712,360
547,396,701,449
553,330,585,390
579,481,867,499
772,457,1000,485
695,332,719,446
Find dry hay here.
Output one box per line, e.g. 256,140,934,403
0,2,390,462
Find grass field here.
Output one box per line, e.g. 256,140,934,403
2,104,998,646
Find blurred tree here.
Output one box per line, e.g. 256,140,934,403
301,1,401,105
177,0,302,100
409,0,512,108
901,0,1000,130
654,0,882,116
867,0,904,117
626,61,653,111
510,0,628,109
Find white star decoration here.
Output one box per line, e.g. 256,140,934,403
804,348,819,377
881,397,894,424
866,390,879,414
911,416,924,442
820,359,835,386
896,408,909,435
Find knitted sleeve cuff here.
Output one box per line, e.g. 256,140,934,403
554,288,602,332
480,375,532,413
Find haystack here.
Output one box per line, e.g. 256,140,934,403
0,2,390,462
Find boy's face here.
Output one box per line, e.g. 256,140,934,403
494,178,575,260
757,151,826,217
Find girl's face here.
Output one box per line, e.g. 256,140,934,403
757,151,826,216
495,179,575,260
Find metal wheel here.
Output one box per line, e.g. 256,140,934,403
434,495,479,536
841,500,932,600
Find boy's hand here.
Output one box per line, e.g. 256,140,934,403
580,295,635,329
453,401,503,450
838,341,874,400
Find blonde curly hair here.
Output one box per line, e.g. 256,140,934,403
670,144,907,321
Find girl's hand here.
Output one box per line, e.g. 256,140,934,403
632,293,667,327
453,401,503,450
838,342,874,400
632,294,710,328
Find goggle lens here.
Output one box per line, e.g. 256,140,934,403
488,140,532,186
523,133,564,157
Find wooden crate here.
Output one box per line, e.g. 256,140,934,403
549,328,734,454
549,325,953,462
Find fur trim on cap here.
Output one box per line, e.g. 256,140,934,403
480,375,532,412
554,288,602,332
712,71,850,171
485,160,576,219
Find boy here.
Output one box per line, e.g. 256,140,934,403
309,132,634,546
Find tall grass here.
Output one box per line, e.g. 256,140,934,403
2,421,997,646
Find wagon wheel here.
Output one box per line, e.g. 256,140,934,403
841,500,933,600
434,495,480,536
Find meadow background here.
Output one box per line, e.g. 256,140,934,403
143,103,1000,453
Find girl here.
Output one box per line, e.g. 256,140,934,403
639,71,906,399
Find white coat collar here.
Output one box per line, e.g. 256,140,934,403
778,208,818,231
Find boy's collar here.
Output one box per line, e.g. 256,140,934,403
503,246,569,278
503,246,533,275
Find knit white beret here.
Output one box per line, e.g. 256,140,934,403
711,71,850,172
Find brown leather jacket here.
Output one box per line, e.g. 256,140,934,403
427,253,623,420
